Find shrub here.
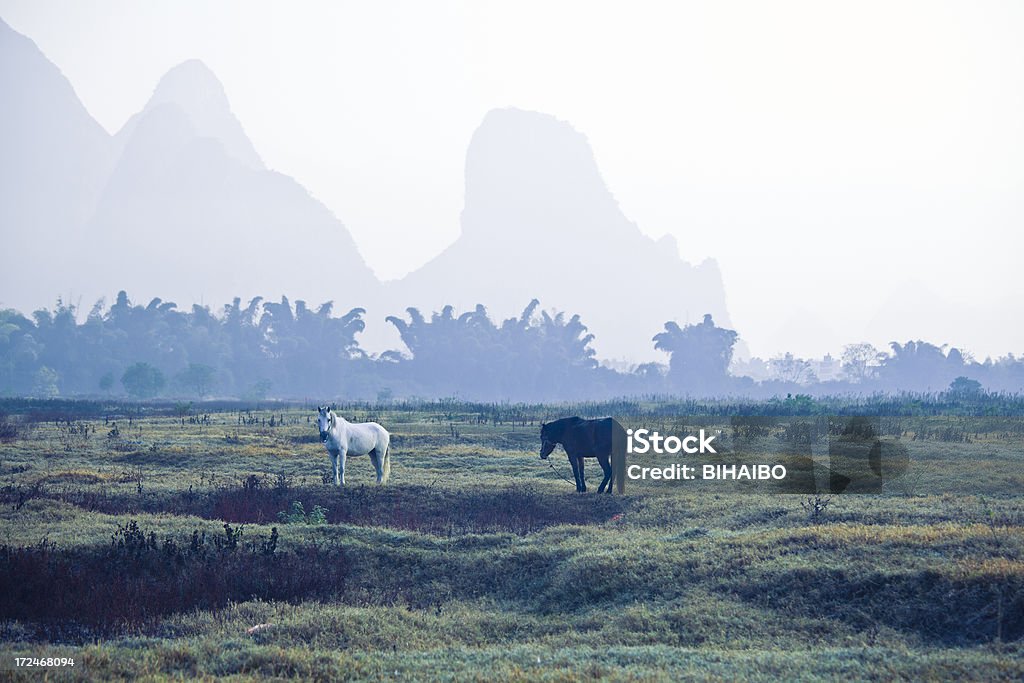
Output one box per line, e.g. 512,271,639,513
0,413,20,442
0,522,349,637
277,500,329,525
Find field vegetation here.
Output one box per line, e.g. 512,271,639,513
0,398,1021,680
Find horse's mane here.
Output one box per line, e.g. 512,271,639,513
544,416,584,440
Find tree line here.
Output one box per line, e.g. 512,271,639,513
1,291,1021,401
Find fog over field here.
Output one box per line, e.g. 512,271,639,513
1,1,1021,364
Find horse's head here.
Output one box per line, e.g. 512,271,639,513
539,421,558,459
316,405,335,443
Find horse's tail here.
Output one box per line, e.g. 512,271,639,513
612,419,626,494
381,435,392,484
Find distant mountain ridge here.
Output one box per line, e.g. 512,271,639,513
388,108,731,360
0,18,113,308
87,96,376,310
112,59,264,170
0,17,375,317
0,17,731,362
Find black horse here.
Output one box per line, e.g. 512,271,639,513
540,416,624,493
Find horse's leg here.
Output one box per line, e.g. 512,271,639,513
329,450,340,486
577,456,587,492
597,452,612,493
369,448,384,484
338,449,347,487
568,453,583,492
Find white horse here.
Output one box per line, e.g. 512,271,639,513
316,405,391,487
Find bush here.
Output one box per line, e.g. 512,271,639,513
277,500,329,525
0,522,347,637
0,413,20,442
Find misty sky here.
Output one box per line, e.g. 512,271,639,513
2,1,1022,360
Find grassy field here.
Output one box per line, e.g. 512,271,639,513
0,401,1021,681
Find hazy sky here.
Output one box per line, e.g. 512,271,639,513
2,1,1022,359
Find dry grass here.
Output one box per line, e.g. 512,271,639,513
0,405,1020,680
